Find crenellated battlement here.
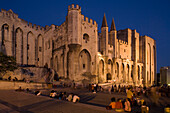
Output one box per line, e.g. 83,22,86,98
0,9,46,31
81,15,97,27
0,9,18,19
55,22,66,31
118,39,128,45
68,4,81,11
25,22,45,31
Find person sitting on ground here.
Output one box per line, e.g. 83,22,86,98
72,94,80,103
59,92,63,100
115,99,124,112
141,102,149,113
164,104,170,113
124,98,131,112
66,93,73,102
35,90,41,96
15,86,24,91
62,92,67,100
109,97,116,109
55,92,59,99
50,90,56,98
26,88,31,92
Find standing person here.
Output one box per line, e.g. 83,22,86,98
111,85,114,93
114,84,117,92
108,86,112,94
89,84,92,92
91,84,94,92
94,84,96,93
127,88,133,106
118,84,121,93
124,98,131,112
95,84,98,92
127,88,133,100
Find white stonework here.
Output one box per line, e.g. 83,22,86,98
0,4,156,86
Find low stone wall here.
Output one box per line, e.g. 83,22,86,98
0,80,49,90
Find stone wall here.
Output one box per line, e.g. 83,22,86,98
0,81,48,89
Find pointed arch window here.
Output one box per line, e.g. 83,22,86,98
83,33,89,43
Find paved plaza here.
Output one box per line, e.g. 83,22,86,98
0,88,168,113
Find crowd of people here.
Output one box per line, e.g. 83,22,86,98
15,84,170,113
106,87,148,113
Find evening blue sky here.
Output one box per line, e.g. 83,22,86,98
0,0,170,73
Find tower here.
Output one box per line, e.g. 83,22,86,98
100,13,108,56
67,4,82,45
109,18,117,57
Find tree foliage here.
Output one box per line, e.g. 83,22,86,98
0,52,18,77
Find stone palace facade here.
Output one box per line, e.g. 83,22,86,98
0,4,156,86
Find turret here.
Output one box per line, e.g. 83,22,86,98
100,13,108,56
67,4,82,45
109,18,117,57
110,18,116,31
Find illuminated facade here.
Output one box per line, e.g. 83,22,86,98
0,4,156,86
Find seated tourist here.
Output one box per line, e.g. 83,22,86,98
26,88,31,92
50,90,56,98
164,104,170,113
115,99,124,112
66,94,73,102
124,98,131,112
59,92,63,100
141,102,149,113
62,92,67,100
72,95,80,103
15,86,24,91
109,97,116,109
35,90,41,96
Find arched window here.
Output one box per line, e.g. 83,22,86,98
127,64,130,82
99,60,104,75
131,65,133,80
37,34,43,66
138,66,140,80
116,62,119,78
2,24,9,43
108,59,112,64
15,28,23,64
122,63,125,82
27,32,35,65
83,33,89,43
99,59,104,83
79,49,91,72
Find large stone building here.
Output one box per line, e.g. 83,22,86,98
0,4,156,86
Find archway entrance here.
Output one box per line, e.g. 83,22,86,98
107,73,112,82
54,72,59,81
